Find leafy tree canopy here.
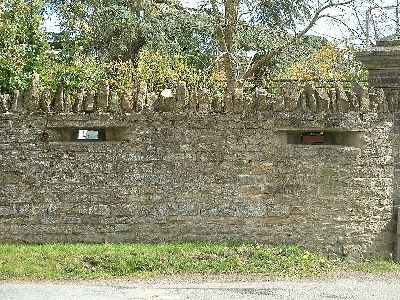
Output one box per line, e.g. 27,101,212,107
0,0,372,95
0,0,49,93
47,0,219,68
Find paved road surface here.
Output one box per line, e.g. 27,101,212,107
1,274,399,300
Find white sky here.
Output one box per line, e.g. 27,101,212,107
308,1,399,44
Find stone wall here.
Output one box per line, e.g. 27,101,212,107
0,78,397,259
1,75,398,115
357,35,400,89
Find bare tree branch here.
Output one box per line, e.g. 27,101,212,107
243,0,356,80
295,0,355,38
327,15,364,38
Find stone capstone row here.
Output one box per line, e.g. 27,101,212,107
0,74,399,114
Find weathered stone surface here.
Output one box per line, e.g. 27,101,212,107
24,74,41,112
121,87,133,113
160,89,174,112
282,83,301,111
137,81,147,112
346,91,358,111
176,81,187,111
391,89,399,112
10,90,22,112
39,90,52,113
224,92,233,113
328,89,338,112
304,83,317,112
54,85,64,112
243,97,255,113
64,94,72,113
233,88,244,113
146,92,158,112
297,91,307,111
336,84,350,112
211,95,222,113
97,81,110,112
188,90,197,112
109,91,121,113
357,35,400,88
370,89,387,112
352,82,369,112
0,94,8,113
0,109,395,260
198,89,210,112
74,88,85,113
3,79,398,115
377,88,389,112
84,90,95,112
315,88,330,112
274,94,285,112
254,88,266,111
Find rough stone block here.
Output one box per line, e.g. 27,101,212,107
96,81,110,112
121,87,133,113
54,84,64,112
304,83,317,112
198,89,210,113
24,74,41,112
84,90,95,112
137,81,147,112
233,88,244,113
176,81,187,111
336,84,350,112
10,90,22,112
73,88,85,113
109,91,121,113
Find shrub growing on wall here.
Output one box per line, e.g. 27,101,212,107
135,49,204,91
277,43,367,82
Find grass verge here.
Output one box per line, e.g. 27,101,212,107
0,243,398,280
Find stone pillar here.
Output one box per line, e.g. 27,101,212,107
397,207,400,263
394,111,400,263
361,36,400,262
357,35,400,89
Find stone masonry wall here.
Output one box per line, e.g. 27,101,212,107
0,77,396,259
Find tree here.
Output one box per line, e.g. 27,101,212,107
0,0,49,93
17,0,382,95
197,0,361,93
47,0,217,67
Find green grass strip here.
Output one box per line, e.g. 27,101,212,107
0,243,398,280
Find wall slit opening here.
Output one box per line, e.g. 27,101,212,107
282,130,365,147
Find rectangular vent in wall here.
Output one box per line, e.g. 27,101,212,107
45,127,128,143
284,130,364,147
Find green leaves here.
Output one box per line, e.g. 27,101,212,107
0,0,49,93
277,43,367,82
48,0,214,66
255,0,311,30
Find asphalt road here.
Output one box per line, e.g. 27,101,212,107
1,274,400,300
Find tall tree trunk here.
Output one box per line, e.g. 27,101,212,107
222,0,239,94
222,53,237,94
